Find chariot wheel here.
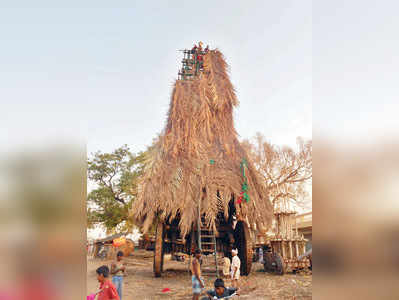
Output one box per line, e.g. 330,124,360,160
234,221,253,275
263,252,274,272
263,252,285,275
273,252,285,275
153,222,165,277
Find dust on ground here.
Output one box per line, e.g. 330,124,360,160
87,250,312,300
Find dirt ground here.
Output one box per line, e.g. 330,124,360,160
87,250,312,300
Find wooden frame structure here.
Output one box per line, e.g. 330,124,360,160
152,201,254,278
255,197,311,274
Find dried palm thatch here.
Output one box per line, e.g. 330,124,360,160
132,49,273,237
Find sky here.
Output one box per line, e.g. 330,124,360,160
1,0,399,252
313,1,399,144
0,0,312,156
0,1,314,238
0,2,313,239
2,1,399,159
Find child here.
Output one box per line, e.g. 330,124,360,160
96,265,120,300
222,252,231,278
111,251,125,299
202,278,237,299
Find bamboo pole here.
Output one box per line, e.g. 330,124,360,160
289,241,293,259
197,199,201,251
281,241,286,258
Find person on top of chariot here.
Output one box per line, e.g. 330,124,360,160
195,41,205,70
191,44,197,55
198,41,204,51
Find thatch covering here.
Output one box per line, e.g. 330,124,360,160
132,49,273,237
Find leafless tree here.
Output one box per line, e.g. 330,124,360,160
242,133,312,209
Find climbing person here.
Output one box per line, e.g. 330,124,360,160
230,249,241,289
191,249,205,300
111,251,125,300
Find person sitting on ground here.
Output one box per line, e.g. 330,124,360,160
202,278,238,299
96,265,120,300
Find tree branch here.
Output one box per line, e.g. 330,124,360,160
114,195,126,204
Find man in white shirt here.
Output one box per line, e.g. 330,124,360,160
230,249,241,289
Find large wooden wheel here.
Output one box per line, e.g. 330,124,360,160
234,221,253,276
273,252,285,275
263,252,274,273
153,222,165,277
263,252,285,275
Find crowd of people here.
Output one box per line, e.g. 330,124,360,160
179,41,210,79
191,42,209,71
191,41,209,59
89,243,312,299
90,247,241,300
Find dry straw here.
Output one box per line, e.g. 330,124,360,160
132,50,273,237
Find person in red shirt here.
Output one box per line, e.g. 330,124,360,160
96,265,120,300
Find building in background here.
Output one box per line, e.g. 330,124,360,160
296,212,312,250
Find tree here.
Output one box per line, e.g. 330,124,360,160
87,145,146,233
242,133,312,209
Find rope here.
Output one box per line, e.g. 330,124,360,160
238,159,250,204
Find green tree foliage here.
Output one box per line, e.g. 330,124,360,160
87,145,146,233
